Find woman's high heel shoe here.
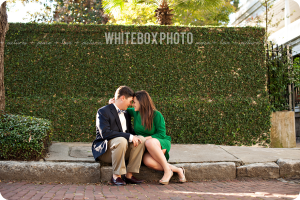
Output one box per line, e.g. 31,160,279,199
179,167,186,183
159,170,173,185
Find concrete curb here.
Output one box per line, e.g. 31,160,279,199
174,162,236,181
237,163,279,178
2,159,300,183
100,162,236,182
277,159,300,178
2,160,300,183
0,161,100,183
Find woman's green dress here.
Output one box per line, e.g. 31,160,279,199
127,108,171,161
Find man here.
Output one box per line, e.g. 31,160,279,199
92,86,146,186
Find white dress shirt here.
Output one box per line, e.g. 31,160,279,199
113,104,133,142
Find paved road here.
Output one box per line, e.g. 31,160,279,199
0,178,299,200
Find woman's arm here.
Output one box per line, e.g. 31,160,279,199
150,111,168,139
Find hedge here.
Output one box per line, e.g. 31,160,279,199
4,23,271,145
0,113,52,160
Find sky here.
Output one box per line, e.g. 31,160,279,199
5,0,57,23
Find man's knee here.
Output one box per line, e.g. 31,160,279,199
137,135,146,144
110,137,128,150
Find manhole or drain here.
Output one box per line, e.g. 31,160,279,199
69,146,94,158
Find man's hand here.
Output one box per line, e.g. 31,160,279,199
109,98,115,104
132,136,142,147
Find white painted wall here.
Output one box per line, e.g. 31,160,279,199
231,0,300,56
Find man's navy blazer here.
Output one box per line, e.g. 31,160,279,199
91,104,135,161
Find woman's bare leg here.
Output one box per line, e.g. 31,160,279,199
143,152,185,180
143,152,163,171
144,138,185,180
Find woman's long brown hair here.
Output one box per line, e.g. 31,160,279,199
134,90,156,130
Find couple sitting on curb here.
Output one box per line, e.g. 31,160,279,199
91,86,186,186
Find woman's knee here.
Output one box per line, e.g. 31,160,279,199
145,138,159,149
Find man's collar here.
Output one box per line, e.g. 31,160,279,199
113,103,119,111
113,103,125,112
113,103,126,115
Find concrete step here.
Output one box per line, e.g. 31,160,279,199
1,159,300,183
101,162,236,182
2,142,300,183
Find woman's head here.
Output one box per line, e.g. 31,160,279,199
133,90,156,130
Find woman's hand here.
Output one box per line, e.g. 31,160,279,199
108,98,115,104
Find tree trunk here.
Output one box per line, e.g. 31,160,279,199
0,1,8,112
154,1,173,26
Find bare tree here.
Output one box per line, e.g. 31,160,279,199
0,1,9,111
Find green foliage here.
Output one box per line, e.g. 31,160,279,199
293,57,300,88
172,0,235,26
0,112,52,160
6,96,101,142
267,45,295,111
22,0,108,24
55,0,108,24
156,96,271,145
107,0,235,26
4,23,271,145
13,0,234,26
108,2,157,25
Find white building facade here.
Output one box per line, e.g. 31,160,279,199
231,0,300,56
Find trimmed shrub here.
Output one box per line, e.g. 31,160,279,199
4,23,271,145
0,113,52,160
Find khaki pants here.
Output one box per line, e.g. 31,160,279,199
99,136,146,175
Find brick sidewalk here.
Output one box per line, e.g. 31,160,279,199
0,178,299,200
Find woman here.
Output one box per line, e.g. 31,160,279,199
111,90,186,185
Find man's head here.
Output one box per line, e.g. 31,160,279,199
114,86,134,110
